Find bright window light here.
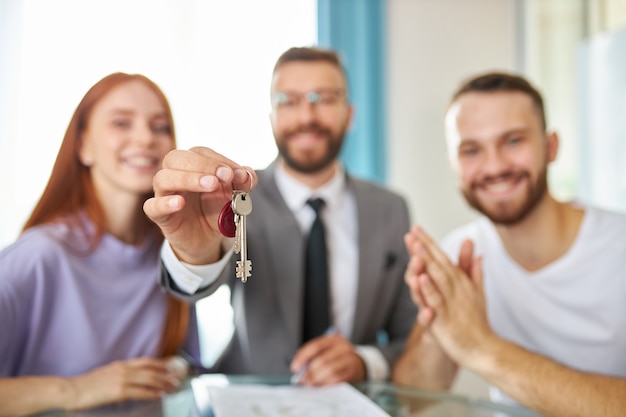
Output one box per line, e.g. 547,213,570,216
1,0,316,248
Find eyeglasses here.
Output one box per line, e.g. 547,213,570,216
271,89,347,110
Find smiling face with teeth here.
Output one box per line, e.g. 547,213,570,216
445,90,558,225
79,80,174,200
270,60,353,177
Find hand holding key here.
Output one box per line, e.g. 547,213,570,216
143,146,257,265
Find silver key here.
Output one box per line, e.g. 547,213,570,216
233,212,241,254
232,191,252,282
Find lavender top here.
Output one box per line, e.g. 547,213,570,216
0,219,199,377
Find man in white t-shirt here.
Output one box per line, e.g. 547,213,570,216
392,72,626,416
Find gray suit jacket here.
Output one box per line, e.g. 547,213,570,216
162,161,417,376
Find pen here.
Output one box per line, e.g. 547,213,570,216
291,326,337,384
176,349,211,376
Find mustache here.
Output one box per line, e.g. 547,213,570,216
472,171,528,188
285,123,332,138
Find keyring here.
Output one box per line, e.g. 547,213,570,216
243,168,255,193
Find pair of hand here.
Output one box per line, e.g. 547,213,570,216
143,147,258,265
290,333,366,386
403,226,495,368
66,356,188,410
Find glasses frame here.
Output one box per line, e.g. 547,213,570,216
271,88,347,110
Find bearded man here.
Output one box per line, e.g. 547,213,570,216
393,72,626,417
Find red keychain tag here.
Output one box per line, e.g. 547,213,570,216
218,200,236,237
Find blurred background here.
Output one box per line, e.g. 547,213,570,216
2,0,626,399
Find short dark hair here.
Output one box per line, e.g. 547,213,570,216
450,72,547,130
272,46,348,85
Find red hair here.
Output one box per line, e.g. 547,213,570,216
23,72,188,357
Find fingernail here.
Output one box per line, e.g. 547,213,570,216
216,166,231,182
168,197,180,209
290,362,300,372
233,168,248,183
200,175,217,189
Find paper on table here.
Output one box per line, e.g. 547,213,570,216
207,382,389,417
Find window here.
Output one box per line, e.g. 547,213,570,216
0,0,317,248
522,0,626,210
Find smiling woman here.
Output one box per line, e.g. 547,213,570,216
0,72,200,416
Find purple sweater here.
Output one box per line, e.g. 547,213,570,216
0,220,199,377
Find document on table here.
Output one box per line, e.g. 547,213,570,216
206,382,389,417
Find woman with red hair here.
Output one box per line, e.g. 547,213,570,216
0,73,199,415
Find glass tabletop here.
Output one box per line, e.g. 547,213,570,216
31,374,542,417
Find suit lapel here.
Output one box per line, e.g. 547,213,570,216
350,178,385,342
256,163,305,346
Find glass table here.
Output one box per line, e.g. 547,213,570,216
32,374,542,417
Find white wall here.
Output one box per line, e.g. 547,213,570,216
386,0,518,399
386,0,516,241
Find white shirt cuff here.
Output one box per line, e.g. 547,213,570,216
354,345,389,381
160,240,234,294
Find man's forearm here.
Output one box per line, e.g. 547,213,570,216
472,338,626,417
392,323,458,389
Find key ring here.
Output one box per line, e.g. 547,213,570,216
242,168,255,194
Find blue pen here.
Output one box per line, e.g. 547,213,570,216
291,326,337,384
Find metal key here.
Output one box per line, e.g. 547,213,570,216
233,212,241,254
232,191,252,282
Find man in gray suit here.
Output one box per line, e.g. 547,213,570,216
144,47,417,386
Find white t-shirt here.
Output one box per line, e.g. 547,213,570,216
441,205,626,405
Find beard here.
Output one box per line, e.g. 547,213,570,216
462,165,549,226
275,121,346,174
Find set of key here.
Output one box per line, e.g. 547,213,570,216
218,191,252,282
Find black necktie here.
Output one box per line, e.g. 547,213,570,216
302,198,330,343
